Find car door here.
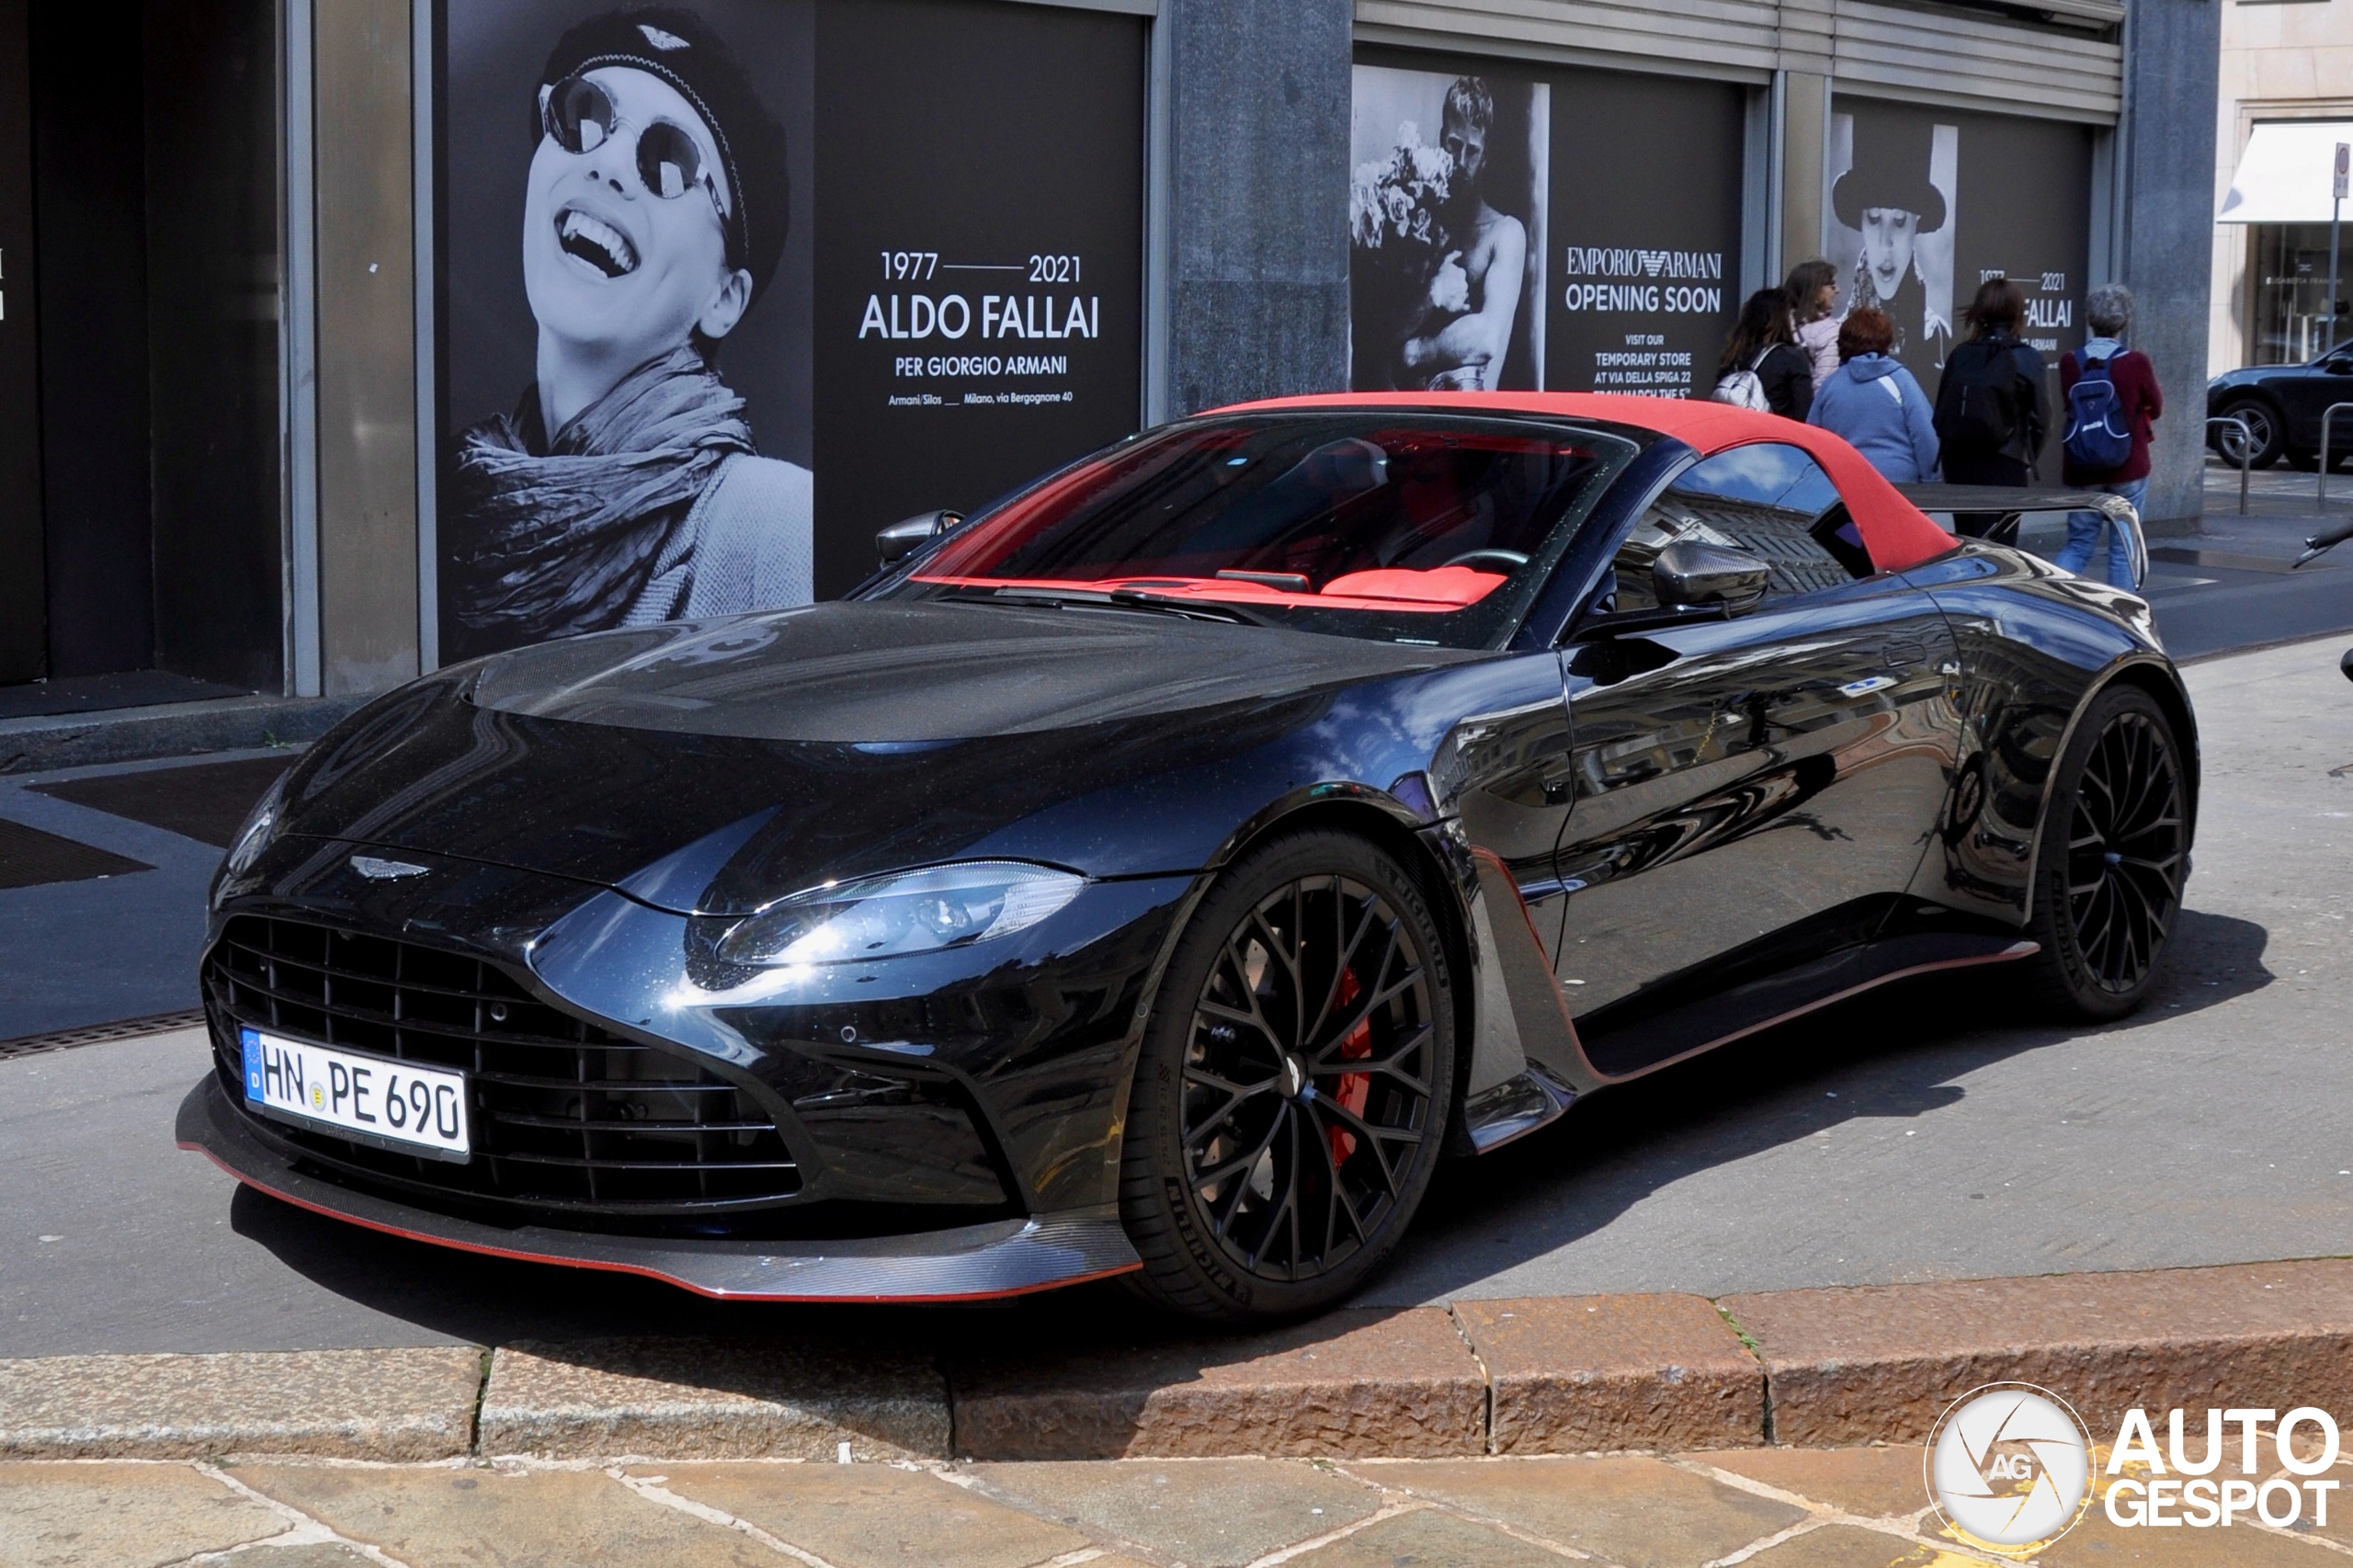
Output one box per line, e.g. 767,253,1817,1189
2289,349,2353,456
1548,443,1960,1072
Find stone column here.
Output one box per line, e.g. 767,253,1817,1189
2118,0,2222,533
312,0,419,693
1161,0,1353,415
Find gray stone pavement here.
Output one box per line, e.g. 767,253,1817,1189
3,634,2349,1358
6,1439,2348,1568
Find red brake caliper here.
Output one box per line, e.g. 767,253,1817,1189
1329,966,1371,1165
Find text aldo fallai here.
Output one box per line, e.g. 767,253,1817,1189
2102,1406,2343,1528
858,292,1101,341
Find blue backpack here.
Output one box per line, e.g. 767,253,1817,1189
2063,353,2134,471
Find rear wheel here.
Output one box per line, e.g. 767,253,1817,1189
2020,686,2188,1020
1119,830,1455,1322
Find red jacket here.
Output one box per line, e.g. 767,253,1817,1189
2059,347,2162,484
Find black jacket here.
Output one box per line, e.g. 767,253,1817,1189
1756,343,1813,422
1934,334,2047,473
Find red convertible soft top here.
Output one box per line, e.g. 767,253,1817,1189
1214,392,1961,575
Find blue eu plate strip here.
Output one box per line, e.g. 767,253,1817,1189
241,1027,264,1100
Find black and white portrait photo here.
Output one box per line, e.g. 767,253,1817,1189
1824,108,1957,369
438,3,813,662
1348,64,1547,392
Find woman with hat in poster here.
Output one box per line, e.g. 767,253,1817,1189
1831,120,1951,368
445,7,811,662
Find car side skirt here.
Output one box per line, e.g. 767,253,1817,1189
176,1077,1142,1302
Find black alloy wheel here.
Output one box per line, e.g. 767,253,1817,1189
2023,686,2187,1019
2212,398,2283,469
1120,830,1454,1321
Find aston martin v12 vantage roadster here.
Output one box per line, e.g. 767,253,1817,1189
182,392,2196,1322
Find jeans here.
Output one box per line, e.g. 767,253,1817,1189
2056,475,2146,587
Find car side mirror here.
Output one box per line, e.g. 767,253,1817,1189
2327,357,2353,376
1653,539,1768,614
875,508,965,566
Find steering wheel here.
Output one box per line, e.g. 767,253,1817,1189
1439,549,1529,572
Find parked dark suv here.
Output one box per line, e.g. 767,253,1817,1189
2208,344,2353,470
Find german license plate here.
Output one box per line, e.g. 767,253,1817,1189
239,1027,471,1160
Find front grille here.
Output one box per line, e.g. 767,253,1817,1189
205,914,801,1212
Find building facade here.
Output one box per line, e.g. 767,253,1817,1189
0,0,2213,704
2211,0,2353,372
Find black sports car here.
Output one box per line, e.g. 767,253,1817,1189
182,393,2197,1322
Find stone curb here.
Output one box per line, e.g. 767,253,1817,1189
0,1348,483,1460
10,1260,2353,1461
480,1336,950,1461
0,693,366,774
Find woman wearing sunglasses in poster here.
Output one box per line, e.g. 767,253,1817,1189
445,9,808,661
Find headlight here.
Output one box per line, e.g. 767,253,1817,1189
716,861,1085,968
222,772,289,878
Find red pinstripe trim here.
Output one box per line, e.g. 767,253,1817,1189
1588,940,2040,1085
176,1142,1139,1303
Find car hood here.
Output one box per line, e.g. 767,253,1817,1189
270,601,1473,914
467,599,1469,743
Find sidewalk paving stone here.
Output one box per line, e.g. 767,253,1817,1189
1737,1522,1946,1565
0,1461,286,1567
965,1457,1386,1565
1455,1293,1764,1454
1288,1506,1568,1566
0,1347,483,1460
1723,1259,2353,1445
480,1336,949,1460
949,1306,1485,1460
634,1460,1091,1568
227,1461,779,1568
1349,1454,1809,1567
1697,1444,1932,1520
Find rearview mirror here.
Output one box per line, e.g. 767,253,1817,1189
876,508,965,566
1653,539,1768,613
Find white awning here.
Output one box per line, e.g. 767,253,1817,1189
2220,121,2353,223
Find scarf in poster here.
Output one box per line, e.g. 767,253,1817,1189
447,345,753,656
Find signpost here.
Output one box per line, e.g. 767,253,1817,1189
2332,142,2348,353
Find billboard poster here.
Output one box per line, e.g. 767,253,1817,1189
433,0,1143,660
1824,97,2093,464
1348,63,1547,392
812,0,1143,598
1347,52,1742,401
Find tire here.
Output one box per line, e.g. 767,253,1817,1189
2211,398,2283,469
2019,685,2188,1021
1118,830,1456,1323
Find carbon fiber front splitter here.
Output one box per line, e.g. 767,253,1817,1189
176,1076,1142,1301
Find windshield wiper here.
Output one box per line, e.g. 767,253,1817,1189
939,585,1267,627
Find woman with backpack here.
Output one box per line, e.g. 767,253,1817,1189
1785,258,1842,392
1934,278,2047,536
1711,289,1813,420
2055,284,2161,587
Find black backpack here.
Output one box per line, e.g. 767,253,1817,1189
1937,342,2025,457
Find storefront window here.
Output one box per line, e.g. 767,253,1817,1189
2248,222,2351,364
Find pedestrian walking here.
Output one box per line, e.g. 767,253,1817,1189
1711,289,1813,420
1784,258,1842,392
1933,277,2047,538
1806,308,1940,483
2055,283,2160,588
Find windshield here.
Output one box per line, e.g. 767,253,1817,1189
876,412,1643,649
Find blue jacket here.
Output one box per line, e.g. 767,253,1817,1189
1806,354,1940,484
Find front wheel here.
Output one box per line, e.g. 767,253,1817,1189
1118,830,1456,1322
2211,398,2283,469
2019,686,2188,1020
